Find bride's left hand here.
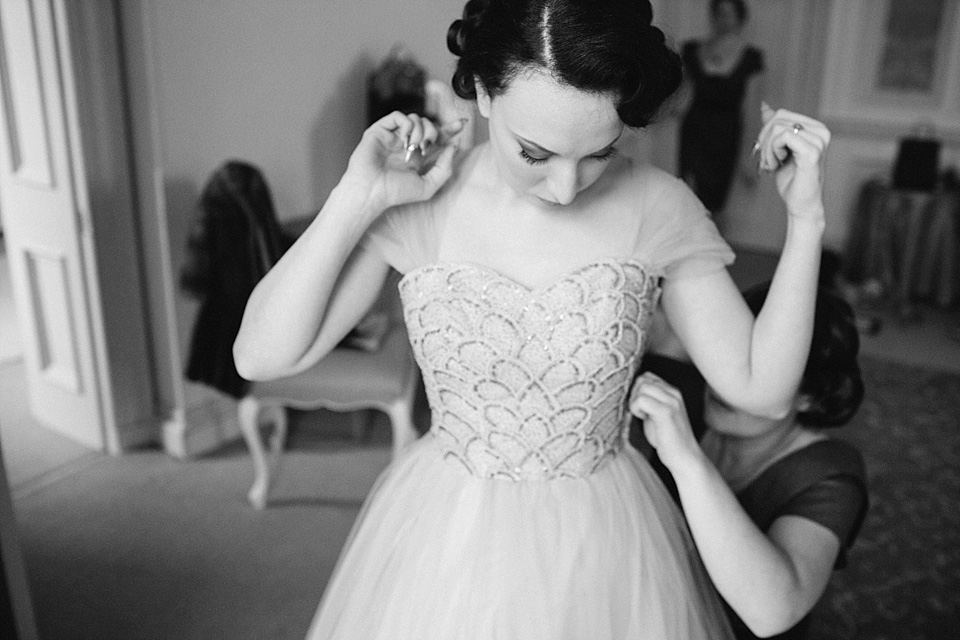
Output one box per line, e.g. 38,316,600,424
755,103,831,222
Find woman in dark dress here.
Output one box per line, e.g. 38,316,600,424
678,0,764,217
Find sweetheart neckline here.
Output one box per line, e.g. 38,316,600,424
398,257,659,295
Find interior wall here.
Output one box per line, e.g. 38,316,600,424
149,1,464,222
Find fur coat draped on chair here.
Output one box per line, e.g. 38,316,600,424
180,160,292,398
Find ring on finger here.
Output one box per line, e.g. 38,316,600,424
792,123,804,135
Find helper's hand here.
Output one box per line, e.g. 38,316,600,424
629,372,704,475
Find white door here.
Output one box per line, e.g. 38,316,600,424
0,0,104,449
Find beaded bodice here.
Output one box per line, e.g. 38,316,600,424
399,259,661,481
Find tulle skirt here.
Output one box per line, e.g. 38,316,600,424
305,434,734,640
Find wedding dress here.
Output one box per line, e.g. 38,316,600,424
306,161,737,639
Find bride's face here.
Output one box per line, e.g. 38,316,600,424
476,69,624,208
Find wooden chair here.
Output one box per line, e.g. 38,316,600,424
237,271,420,509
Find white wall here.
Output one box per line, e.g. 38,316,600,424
150,0,464,221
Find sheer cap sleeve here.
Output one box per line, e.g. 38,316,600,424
360,202,441,274
631,172,735,280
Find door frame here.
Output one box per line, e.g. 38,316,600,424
0,0,183,454
118,0,233,458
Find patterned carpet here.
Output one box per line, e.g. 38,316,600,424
807,356,960,640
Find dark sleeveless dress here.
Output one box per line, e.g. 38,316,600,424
678,41,764,213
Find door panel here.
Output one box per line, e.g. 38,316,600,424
24,247,82,393
0,0,54,188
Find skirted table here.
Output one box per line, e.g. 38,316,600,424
845,180,960,318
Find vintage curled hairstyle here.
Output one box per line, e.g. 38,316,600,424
743,282,865,428
447,0,682,128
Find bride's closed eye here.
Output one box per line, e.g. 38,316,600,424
518,146,619,166
519,148,549,165
591,147,619,162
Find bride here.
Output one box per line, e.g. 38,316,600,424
233,1,831,637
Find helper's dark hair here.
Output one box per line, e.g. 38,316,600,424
711,0,749,24
446,0,682,128
743,282,865,428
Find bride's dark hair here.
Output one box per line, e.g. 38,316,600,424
446,0,682,128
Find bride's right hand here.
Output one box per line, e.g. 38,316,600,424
342,111,464,216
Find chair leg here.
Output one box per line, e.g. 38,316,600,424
386,400,418,459
262,404,288,460
349,410,374,443
238,396,270,509
930,196,959,308
896,193,932,320
263,402,288,483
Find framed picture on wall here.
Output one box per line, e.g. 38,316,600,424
820,0,960,133
875,1,948,95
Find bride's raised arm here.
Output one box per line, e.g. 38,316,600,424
233,112,460,381
663,105,830,419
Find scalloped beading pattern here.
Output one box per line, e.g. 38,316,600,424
399,260,660,481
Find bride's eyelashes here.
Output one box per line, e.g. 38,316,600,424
519,148,549,165
518,146,619,166
592,147,619,162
